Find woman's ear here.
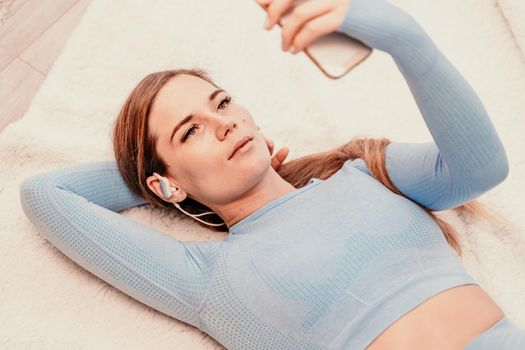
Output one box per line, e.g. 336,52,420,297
146,174,187,203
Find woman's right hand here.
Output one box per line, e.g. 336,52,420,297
256,0,351,54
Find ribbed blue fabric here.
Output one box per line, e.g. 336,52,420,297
463,318,525,349
19,0,509,349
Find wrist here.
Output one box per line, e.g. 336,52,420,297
335,0,427,56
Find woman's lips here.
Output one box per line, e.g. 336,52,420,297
229,138,254,159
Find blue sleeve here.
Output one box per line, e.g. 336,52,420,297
19,160,222,328
336,0,509,211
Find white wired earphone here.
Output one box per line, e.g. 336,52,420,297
152,172,225,227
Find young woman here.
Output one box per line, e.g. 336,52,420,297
20,0,525,349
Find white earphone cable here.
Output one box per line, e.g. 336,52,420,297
172,202,226,227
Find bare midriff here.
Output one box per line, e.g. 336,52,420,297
365,284,506,350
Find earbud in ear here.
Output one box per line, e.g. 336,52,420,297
152,172,174,199
152,173,223,227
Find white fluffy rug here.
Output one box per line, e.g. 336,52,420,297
2,0,525,348
497,0,525,60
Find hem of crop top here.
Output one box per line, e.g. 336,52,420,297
228,178,322,234
328,263,480,350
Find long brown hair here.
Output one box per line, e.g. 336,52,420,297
113,68,510,257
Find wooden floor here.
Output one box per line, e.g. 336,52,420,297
0,0,91,133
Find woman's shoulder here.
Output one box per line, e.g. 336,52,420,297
340,157,372,177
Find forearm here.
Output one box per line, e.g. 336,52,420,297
336,0,509,187
21,161,149,212
19,161,216,328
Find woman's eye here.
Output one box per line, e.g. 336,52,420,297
181,96,232,142
182,124,199,142
218,96,232,110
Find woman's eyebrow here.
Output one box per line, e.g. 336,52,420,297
169,89,225,143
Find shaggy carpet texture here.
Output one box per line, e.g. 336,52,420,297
1,0,524,348
497,0,525,60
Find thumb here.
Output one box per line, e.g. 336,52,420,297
271,147,287,170
278,147,289,160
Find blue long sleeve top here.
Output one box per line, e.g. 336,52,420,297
19,0,509,349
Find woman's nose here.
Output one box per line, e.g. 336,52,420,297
215,118,237,140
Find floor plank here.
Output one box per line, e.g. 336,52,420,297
0,0,30,26
0,58,45,131
0,0,78,72
20,0,92,74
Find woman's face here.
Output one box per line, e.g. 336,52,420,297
148,74,272,206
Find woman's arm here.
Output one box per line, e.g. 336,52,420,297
19,160,222,328
336,0,509,211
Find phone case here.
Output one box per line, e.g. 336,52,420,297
302,31,372,79
257,0,372,79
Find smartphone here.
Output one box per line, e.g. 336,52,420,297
257,0,372,79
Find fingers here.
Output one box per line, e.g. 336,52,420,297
257,0,350,54
262,133,274,155
281,0,333,51
277,147,289,163
267,137,274,155
262,0,294,30
287,11,340,53
271,147,289,170
259,131,288,170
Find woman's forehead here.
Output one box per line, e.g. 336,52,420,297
158,75,215,107
149,75,218,136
